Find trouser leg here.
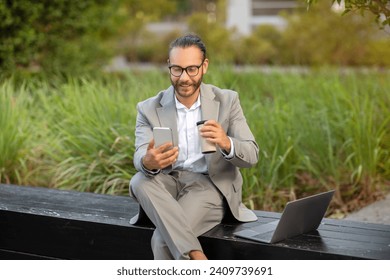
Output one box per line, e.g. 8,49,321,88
130,172,202,260
150,172,225,259
151,229,174,260
130,171,224,260
177,172,225,236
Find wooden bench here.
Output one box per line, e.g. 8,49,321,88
1,184,389,260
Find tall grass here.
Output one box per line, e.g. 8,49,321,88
231,69,390,213
1,69,389,214
0,82,30,184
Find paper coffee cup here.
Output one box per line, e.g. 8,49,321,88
196,120,217,154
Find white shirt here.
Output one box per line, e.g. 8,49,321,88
173,95,207,173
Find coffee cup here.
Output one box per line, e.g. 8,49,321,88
196,120,217,154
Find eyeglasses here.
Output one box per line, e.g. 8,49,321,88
168,60,204,77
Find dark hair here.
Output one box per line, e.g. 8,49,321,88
169,34,207,60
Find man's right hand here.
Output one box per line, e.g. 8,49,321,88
142,139,179,171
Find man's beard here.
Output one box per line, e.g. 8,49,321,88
171,76,203,99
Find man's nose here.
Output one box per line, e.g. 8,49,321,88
179,69,190,80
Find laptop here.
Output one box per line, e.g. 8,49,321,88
234,190,335,243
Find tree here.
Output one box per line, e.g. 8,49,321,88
0,0,121,73
307,0,390,27
0,0,179,74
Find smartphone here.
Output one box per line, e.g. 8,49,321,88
153,127,173,148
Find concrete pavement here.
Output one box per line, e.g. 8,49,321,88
344,193,390,225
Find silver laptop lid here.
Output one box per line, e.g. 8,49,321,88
270,190,335,243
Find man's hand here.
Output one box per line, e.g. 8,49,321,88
199,120,231,153
142,139,179,171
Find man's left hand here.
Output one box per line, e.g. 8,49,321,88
199,120,231,153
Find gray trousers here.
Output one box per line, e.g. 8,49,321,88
130,170,225,260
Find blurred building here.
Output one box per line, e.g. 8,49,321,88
226,0,298,35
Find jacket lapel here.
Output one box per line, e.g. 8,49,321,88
200,83,220,122
200,84,220,168
156,86,179,147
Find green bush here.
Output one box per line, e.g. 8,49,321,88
0,1,43,71
0,0,119,74
280,2,387,66
187,12,235,64
124,30,183,64
2,1,390,71
364,39,390,67
234,34,276,65
122,6,390,67
233,24,283,65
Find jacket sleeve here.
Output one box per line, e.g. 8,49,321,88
225,92,259,168
133,102,156,176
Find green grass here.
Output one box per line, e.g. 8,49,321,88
1,68,389,215
234,69,390,213
0,82,31,184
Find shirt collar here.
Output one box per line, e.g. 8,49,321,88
174,93,201,111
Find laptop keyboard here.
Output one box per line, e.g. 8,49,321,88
250,221,278,234
235,220,279,243
253,231,275,241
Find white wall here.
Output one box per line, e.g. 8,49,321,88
226,0,251,35
226,0,295,35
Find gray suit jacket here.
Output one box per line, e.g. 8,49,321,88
132,83,259,222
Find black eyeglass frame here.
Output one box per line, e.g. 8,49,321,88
168,60,205,77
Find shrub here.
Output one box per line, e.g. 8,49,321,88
234,34,276,65
0,0,119,74
364,39,390,67
280,2,386,66
187,12,235,64
124,29,183,64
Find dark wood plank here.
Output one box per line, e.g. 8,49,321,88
0,249,56,260
203,221,390,260
1,184,389,260
0,210,154,260
0,184,139,226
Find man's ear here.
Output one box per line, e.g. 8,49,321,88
202,58,209,74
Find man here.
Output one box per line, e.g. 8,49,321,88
129,34,259,260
